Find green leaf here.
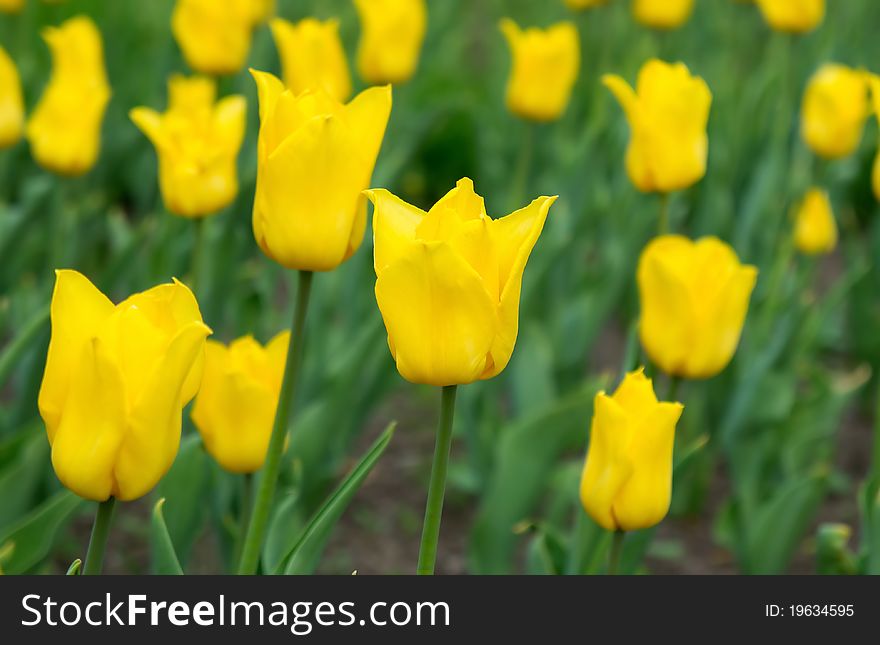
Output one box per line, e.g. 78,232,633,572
151,499,184,575
0,429,48,529
262,489,304,575
0,305,49,389
65,559,82,576
279,423,395,575
0,490,83,574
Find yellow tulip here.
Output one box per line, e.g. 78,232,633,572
0,46,24,148
192,332,289,474
638,235,757,379
367,178,556,386
251,69,391,271
793,188,837,256
270,18,352,103
26,16,110,177
871,75,880,202
801,64,870,160
632,0,695,30
38,270,211,502
565,0,610,9
130,75,247,219
172,0,255,76
353,0,427,85
579,368,683,531
0,0,23,13
755,0,824,33
499,19,580,122
250,0,275,24
603,59,711,193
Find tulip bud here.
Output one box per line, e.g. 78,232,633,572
793,188,837,256
580,369,683,531
565,0,610,9
801,64,870,160
499,19,580,122
603,59,712,193
192,333,289,474
632,0,695,30
172,0,255,76
755,0,825,34
26,16,110,177
270,18,352,103
0,0,23,14
39,270,211,502
353,0,427,86
0,46,24,149
130,75,246,219
251,69,391,271
367,178,556,386
637,235,757,379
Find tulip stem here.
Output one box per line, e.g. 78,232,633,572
667,375,681,403
511,123,536,211
82,497,116,575
417,385,458,575
232,473,254,570
658,192,670,234
237,270,313,575
608,530,625,575
191,217,207,299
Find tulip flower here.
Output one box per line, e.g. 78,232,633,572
353,0,427,86
499,19,580,122
565,0,610,9
580,368,683,532
270,18,352,103
192,333,289,474
0,0,23,13
793,188,837,256
130,75,246,219
250,69,391,272
38,270,211,502
637,235,758,379
367,178,556,387
172,0,255,76
603,59,711,193
0,46,24,149
250,0,275,24
755,0,824,34
801,64,870,160
632,0,695,30
26,16,110,177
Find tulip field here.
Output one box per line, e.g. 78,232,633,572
1,0,880,577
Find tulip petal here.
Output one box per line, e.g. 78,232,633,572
421,177,487,238
602,74,640,125
250,68,286,125
129,107,167,151
367,188,426,272
214,95,247,155
344,85,392,175
696,265,757,379
265,330,291,391
611,368,658,419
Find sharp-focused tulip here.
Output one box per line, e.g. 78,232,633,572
0,46,24,148
637,235,757,379
794,188,837,256
603,59,711,193
871,75,880,202
367,178,556,386
499,19,579,122
755,0,824,33
353,0,427,86
579,369,683,531
172,0,255,76
251,69,391,271
192,332,289,474
0,0,23,13
565,0,610,9
26,16,110,176
801,64,870,160
38,270,211,502
632,0,695,30
270,18,352,103
130,75,247,218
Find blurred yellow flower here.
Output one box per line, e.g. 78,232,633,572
192,332,289,474
172,0,255,75
250,0,275,24
565,0,610,9
603,59,711,193
270,18,352,102
0,46,24,148
632,0,695,30
39,270,211,502
801,64,870,160
637,235,757,379
0,0,23,13
870,75,880,202
26,16,110,177
367,178,556,386
354,0,427,85
579,368,683,531
499,19,580,122
755,0,824,33
251,69,391,271
130,75,246,219
794,188,837,256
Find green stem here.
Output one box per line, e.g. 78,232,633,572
608,530,625,575
232,473,254,570
758,232,796,339
417,385,458,575
237,270,313,574
190,217,208,298
667,375,681,403
511,122,536,211
658,192,671,235
82,498,116,575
